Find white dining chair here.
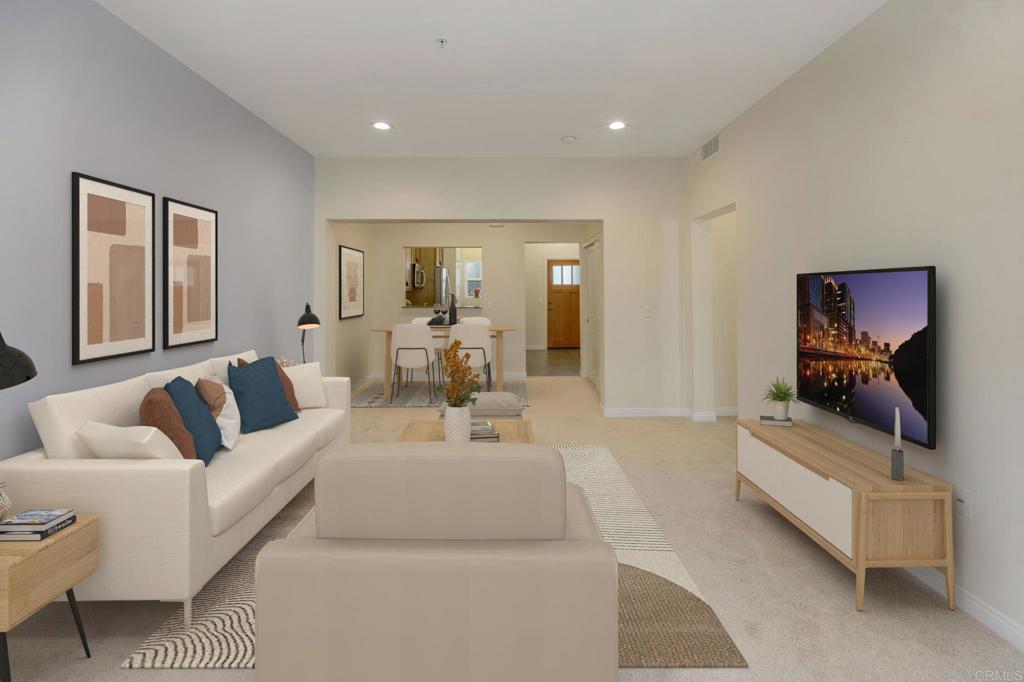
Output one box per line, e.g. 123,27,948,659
391,323,438,402
412,316,447,383
448,323,493,391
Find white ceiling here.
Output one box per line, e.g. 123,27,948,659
96,0,887,157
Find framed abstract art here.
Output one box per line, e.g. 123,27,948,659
71,172,155,364
339,245,365,319
163,198,218,348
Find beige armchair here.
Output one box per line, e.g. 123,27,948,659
256,442,618,682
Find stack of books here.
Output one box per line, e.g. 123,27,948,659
0,508,76,541
759,415,794,427
471,420,500,442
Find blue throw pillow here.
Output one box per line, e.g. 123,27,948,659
228,356,298,434
164,376,222,465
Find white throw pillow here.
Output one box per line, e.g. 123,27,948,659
76,422,182,460
283,362,327,409
202,376,242,450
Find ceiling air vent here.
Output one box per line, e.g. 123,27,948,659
701,134,719,160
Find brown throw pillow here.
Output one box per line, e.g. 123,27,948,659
196,378,227,418
140,388,197,459
237,357,301,412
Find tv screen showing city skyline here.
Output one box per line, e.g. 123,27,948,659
797,267,935,448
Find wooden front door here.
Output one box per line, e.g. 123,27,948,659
547,259,581,348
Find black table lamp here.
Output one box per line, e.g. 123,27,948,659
296,303,321,364
0,330,37,390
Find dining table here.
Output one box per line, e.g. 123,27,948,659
370,324,516,401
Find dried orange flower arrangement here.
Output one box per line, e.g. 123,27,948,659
442,340,481,407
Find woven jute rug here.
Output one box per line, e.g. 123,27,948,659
123,444,745,669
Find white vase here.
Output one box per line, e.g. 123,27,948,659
444,406,472,442
773,401,790,421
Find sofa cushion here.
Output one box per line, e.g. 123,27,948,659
229,427,319,485
144,360,214,390
164,377,221,465
29,375,150,459
76,422,183,460
274,408,346,449
282,363,327,409
197,376,242,450
238,358,300,413
139,388,197,459
204,451,281,536
315,443,566,541
229,358,298,433
209,350,258,383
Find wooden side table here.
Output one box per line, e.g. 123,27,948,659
398,419,535,444
0,514,98,681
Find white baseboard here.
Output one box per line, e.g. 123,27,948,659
603,407,691,418
692,410,718,422
907,567,1024,652
716,407,738,417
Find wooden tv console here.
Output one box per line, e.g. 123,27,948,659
736,419,955,610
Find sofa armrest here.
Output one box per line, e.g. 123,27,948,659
323,376,351,411
0,456,209,601
256,538,617,682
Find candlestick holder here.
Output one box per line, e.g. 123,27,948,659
890,448,905,481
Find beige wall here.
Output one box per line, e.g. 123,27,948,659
328,222,589,389
524,242,581,350
710,213,737,412
682,0,1024,640
315,158,683,411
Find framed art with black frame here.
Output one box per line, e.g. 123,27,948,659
71,172,155,364
163,197,218,349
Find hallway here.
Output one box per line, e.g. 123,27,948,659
526,348,581,376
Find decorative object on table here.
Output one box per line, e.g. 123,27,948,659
762,377,797,421
338,245,365,319
447,292,458,325
0,508,77,541
427,314,446,325
441,340,480,442
470,420,499,442
0,514,97,679
758,415,794,427
472,287,480,299
0,330,36,390
71,172,155,364
891,406,905,481
0,483,10,520
163,198,217,349
296,302,321,363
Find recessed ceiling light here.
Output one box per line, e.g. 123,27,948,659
608,121,626,130
372,121,391,130
561,135,577,144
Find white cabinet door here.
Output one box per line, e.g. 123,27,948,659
738,427,853,558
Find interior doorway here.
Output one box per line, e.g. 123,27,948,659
524,243,581,377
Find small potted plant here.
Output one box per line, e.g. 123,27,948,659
442,339,481,442
763,377,797,421
472,287,481,299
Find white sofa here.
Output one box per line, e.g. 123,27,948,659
0,350,350,624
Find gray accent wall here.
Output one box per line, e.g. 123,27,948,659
0,1,314,458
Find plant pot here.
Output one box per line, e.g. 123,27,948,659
444,405,472,442
773,401,790,421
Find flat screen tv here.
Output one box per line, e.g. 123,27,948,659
796,267,936,449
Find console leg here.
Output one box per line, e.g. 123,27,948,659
66,589,91,658
734,474,742,501
855,567,866,610
183,599,192,627
0,631,10,682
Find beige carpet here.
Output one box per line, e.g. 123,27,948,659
123,445,744,670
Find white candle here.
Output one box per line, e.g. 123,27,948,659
893,407,901,449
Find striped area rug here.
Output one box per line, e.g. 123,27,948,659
122,444,742,669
